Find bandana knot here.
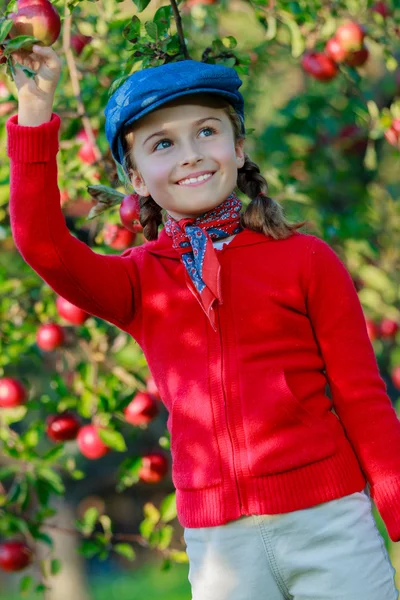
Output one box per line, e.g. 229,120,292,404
164,193,243,331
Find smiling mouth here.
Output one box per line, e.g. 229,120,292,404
176,172,216,187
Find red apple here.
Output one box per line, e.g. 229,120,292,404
7,0,61,47
146,375,161,400
71,33,92,56
336,124,368,155
392,366,400,390
0,377,27,408
384,119,400,148
345,46,369,67
103,224,136,250
124,392,160,426
76,128,98,165
46,412,81,442
56,296,90,325
138,452,169,483
372,2,392,18
36,323,65,351
325,37,348,63
378,318,399,339
119,194,143,234
366,318,379,342
301,52,338,81
335,21,366,52
0,541,33,572
77,425,110,459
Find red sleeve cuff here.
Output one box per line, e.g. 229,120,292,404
6,112,61,162
371,477,400,542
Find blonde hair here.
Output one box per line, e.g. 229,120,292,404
119,94,309,241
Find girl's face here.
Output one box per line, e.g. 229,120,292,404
128,96,245,221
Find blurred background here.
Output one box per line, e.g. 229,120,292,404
0,0,400,597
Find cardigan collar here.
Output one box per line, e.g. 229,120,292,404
145,227,275,259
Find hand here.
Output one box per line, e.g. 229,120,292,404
10,44,62,106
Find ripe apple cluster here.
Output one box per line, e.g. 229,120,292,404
302,21,369,82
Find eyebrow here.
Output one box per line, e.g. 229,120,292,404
142,117,222,147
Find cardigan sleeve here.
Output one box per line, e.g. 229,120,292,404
6,112,141,331
306,235,400,542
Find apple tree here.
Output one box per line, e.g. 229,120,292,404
0,0,399,595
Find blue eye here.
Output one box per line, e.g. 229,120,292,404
153,127,217,152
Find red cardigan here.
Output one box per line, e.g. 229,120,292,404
7,112,400,538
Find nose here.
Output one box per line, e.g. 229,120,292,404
179,140,204,167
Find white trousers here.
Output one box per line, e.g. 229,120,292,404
183,490,398,600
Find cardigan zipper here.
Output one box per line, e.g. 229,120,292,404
216,303,243,512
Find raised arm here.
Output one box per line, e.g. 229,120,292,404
6,46,139,330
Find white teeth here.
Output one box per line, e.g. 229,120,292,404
178,173,213,185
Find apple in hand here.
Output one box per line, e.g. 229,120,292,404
119,194,143,234
124,392,160,426
77,424,110,459
0,541,33,572
56,296,90,325
46,412,81,442
7,0,61,47
36,323,65,351
0,377,27,408
138,452,169,483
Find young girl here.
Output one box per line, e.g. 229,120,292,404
6,45,400,600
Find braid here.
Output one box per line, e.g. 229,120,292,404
138,194,163,241
237,153,309,240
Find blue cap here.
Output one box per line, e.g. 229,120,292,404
104,59,245,174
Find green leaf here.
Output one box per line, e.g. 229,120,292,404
264,15,277,41
78,539,101,558
132,0,151,13
86,185,124,220
139,517,155,540
2,34,40,55
99,515,113,536
160,492,177,523
158,524,173,550
143,502,160,524
122,15,141,41
98,429,127,452
153,6,172,37
169,550,189,563
41,445,65,462
80,506,99,535
113,543,136,560
36,468,65,495
70,470,85,480
50,559,62,576
0,18,14,44
19,574,33,595
1,405,28,424
145,22,158,41
280,13,304,58
222,36,237,49
0,466,18,480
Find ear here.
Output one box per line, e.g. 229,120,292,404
130,170,150,197
235,139,245,169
